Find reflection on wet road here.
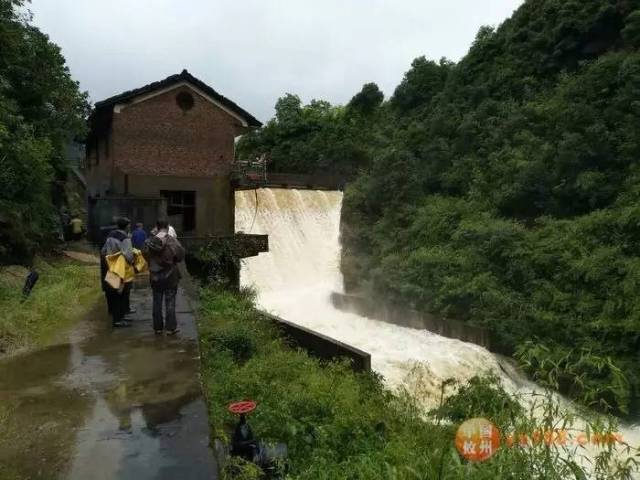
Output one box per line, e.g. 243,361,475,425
0,286,217,479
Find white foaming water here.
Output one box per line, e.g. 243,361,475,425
235,188,516,404
235,188,640,468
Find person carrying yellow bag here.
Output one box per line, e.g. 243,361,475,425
105,249,148,286
101,217,137,327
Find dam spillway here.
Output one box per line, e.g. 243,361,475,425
234,187,640,468
234,188,512,407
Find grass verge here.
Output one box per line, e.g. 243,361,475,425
0,256,101,355
198,288,638,479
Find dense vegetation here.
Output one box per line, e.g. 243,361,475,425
0,0,89,265
237,0,640,415
236,85,385,177
198,289,637,479
0,258,100,354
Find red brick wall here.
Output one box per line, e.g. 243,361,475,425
111,85,244,177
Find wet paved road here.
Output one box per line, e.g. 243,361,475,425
0,283,217,480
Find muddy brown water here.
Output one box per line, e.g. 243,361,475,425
0,286,217,479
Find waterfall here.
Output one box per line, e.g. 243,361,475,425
235,188,517,406
235,186,640,474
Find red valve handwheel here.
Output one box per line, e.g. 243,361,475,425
228,400,257,415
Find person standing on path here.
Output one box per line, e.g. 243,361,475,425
131,222,147,250
70,215,84,241
101,217,135,327
145,219,185,335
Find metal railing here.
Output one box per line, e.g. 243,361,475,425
232,155,268,185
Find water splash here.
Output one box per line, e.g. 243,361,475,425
235,188,513,407
236,188,640,473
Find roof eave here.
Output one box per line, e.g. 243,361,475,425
92,70,262,128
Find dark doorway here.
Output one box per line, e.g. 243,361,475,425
160,190,196,233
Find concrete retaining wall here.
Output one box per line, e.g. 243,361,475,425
258,311,371,372
235,172,347,191
330,293,491,350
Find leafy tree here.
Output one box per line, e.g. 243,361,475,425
346,82,383,115
0,0,88,264
390,56,450,112
622,9,640,48
274,93,302,125
237,92,380,176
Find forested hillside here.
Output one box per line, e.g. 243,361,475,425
238,0,640,414
0,0,88,264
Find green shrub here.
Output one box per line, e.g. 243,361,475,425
433,375,524,430
197,289,638,479
516,342,631,415
206,324,258,363
222,458,262,480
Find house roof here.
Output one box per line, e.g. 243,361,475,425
93,69,262,127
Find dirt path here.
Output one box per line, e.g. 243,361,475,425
0,283,217,480
62,250,100,264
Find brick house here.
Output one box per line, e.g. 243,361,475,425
84,69,261,238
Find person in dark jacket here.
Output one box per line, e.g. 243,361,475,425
145,219,185,335
101,217,135,327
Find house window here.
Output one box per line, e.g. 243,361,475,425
160,190,196,233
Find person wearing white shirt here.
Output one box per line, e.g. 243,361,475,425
151,224,177,238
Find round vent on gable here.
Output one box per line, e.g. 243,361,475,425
176,91,194,111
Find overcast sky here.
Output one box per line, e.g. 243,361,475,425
29,0,523,122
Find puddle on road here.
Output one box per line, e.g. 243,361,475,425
0,289,216,480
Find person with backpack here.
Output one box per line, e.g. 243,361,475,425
101,217,135,327
145,219,185,335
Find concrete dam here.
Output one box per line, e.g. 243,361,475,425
235,188,516,408
235,188,640,472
